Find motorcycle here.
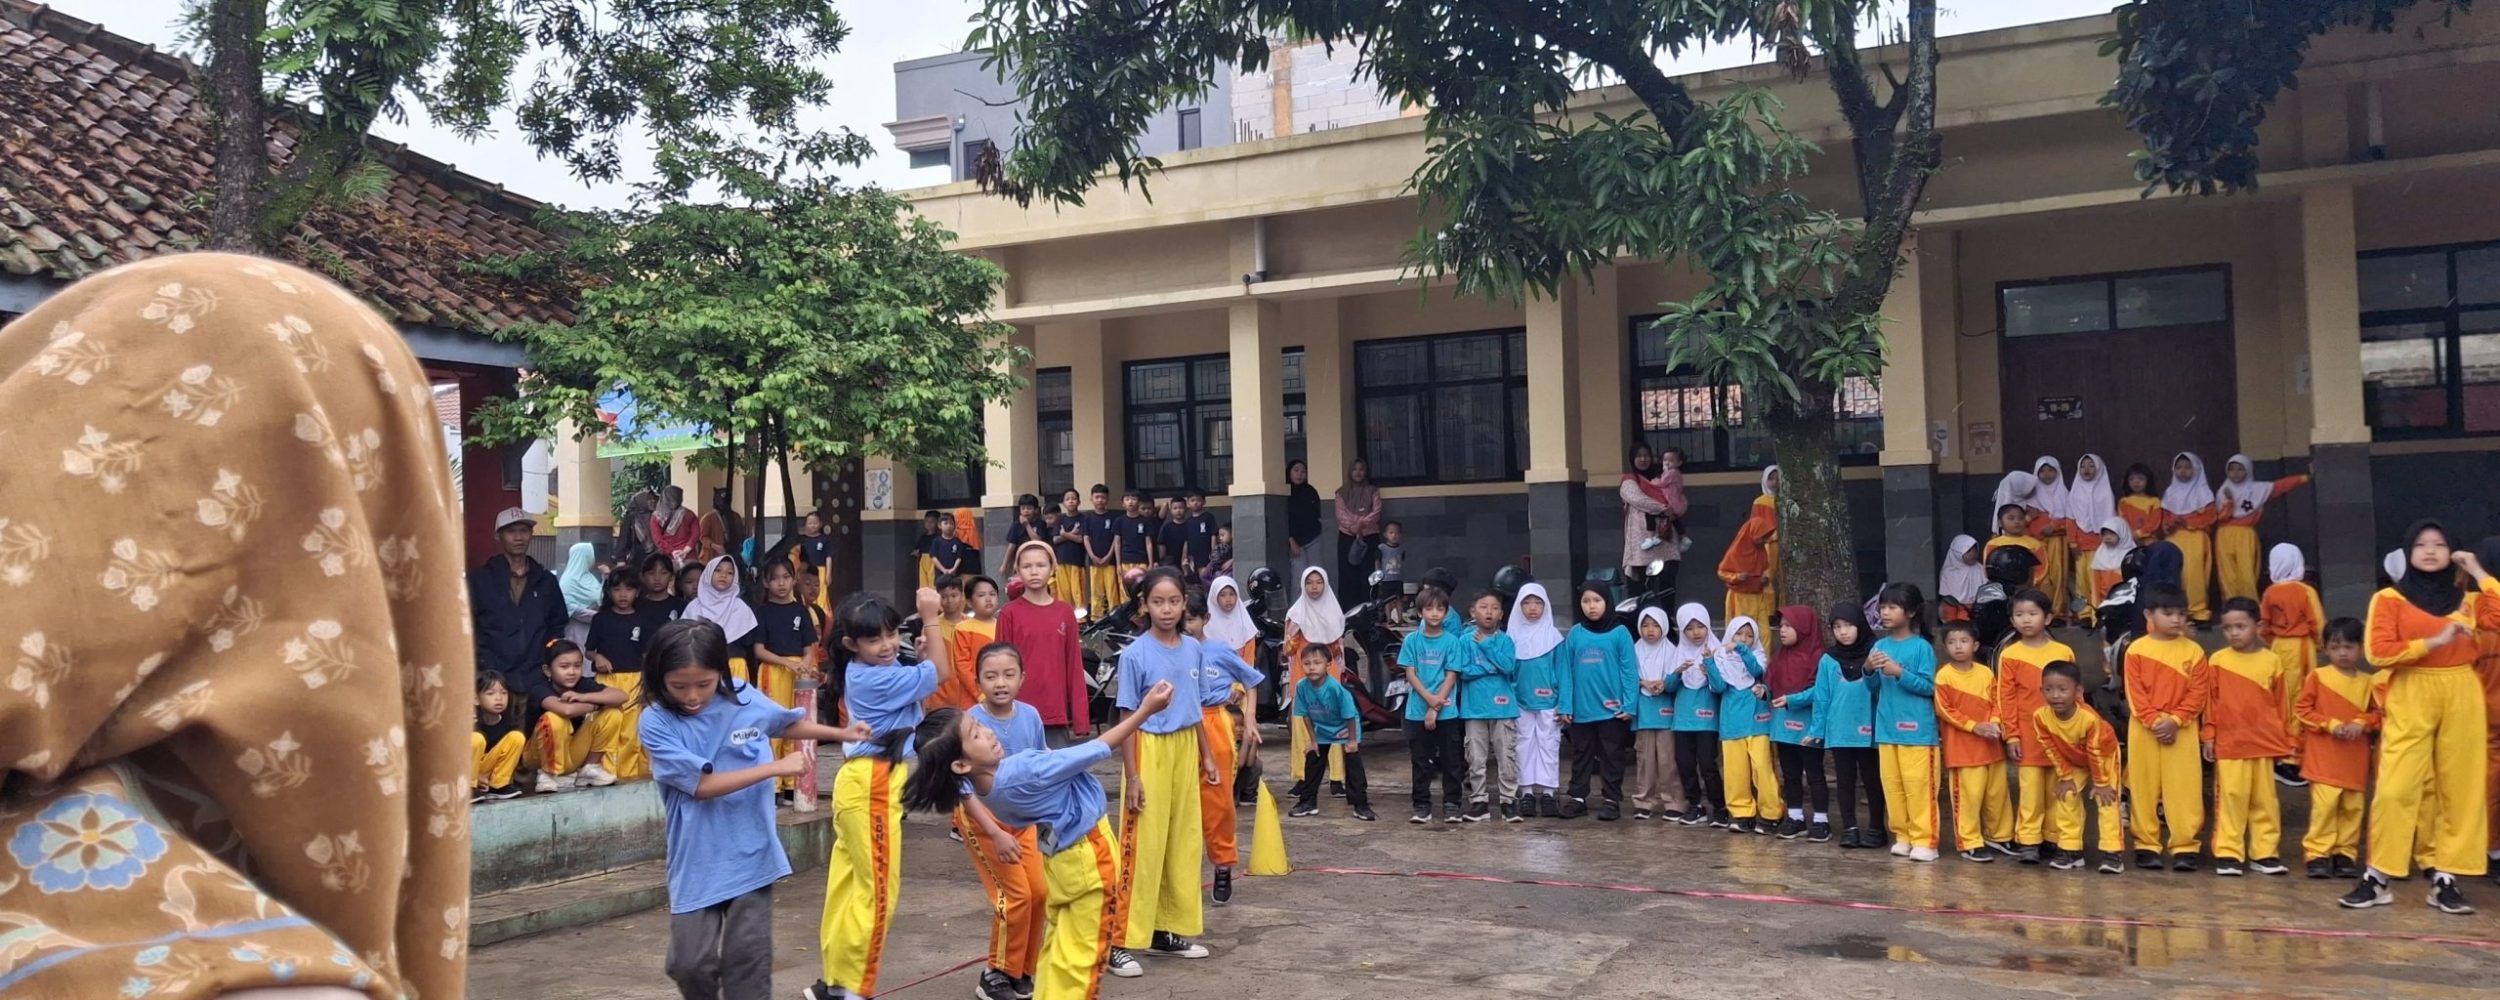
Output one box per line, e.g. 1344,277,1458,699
1337,572,1409,730
1077,598,1142,728
1244,567,1288,715
1613,557,1675,618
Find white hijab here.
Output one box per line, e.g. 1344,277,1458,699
1203,575,1259,650
2269,543,2306,586
1718,616,1765,688
1287,567,1346,646
1992,470,2039,515
2385,549,2406,582
1938,535,1984,604
2029,457,2071,519
2067,454,2116,533
1759,465,1781,497
1672,602,1716,690
2162,452,2215,516
2091,516,2137,572
2217,453,2275,518
1634,606,1677,685
682,555,757,641
1507,582,1565,660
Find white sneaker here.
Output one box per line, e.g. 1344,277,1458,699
1104,948,1143,978
574,762,618,788
1890,841,1911,857
1908,846,1940,863
533,771,563,794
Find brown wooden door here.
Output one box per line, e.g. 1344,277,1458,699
813,460,866,598
1998,321,2239,485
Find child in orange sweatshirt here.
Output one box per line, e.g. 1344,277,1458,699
1934,621,2013,863
2034,660,2125,874
2203,597,2298,876
2261,544,2326,788
2296,617,2378,879
2125,583,2210,871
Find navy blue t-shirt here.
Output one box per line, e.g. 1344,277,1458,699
754,598,819,658
585,608,652,676
1114,515,1154,564
1082,512,1117,563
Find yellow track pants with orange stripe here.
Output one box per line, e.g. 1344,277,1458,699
1201,706,1242,868
1041,820,1122,1000
1118,728,1204,948
821,757,906,993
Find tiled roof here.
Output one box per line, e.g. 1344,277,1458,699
0,0,575,334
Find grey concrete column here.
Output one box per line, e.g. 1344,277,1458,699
1229,494,1291,585
552,525,615,560
1528,481,1589,588
984,506,1017,580
2311,442,2377,613
1881,464,1939,594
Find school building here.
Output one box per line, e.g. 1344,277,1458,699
837,10,2500,614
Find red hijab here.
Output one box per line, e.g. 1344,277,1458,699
1766,603,1821,697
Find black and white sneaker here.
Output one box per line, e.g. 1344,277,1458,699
2274,762,2309,788
2098,857,2125,875
1776,817,1807,839
2134,850,2163,871
1595,799,1621,822
2017,844,2043,865
1806,821,1833,843
1410,811,1431,825
800,981,859,1000
2250,857,2289,876
1710,809,1735,829
2172,855,2200,872
2332,855,2362,879
2430,876,2476,915
2049,850,2084,870
1012,974,1034,1000
978,969,1019,1000
2305,858,2333,879
1502,802,1521,823
1444,808,1465,825
1632,808,1653,821
1212,867,1233,905
1467,802,1491,822
1959,848,1995,863
1105,947,1144,978
1351,807,1377,822
2213,858,2244,877
1987,840,2020,857
1148,931,1210,958
1330,781,1346,798
2338,873,2394,909
1290,803,1319,818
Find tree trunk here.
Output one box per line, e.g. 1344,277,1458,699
773,415,801,544
1765,403,1859,615
203,0,270,252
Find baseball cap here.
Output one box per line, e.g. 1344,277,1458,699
495,507,536,532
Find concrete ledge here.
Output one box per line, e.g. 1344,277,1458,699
471,780,667,895
470,806,832,946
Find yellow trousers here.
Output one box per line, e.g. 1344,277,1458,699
2048,783,2125,854
919,553,936,590
1288,715,1345,782
2302,784,2364,862
1200,707,1242,867
1878,744,1940,850
820,757,906,993
758,663,797,790
531,708,626,776
2211,757,2282,862
2037,537,2072,619
2013,764,2052,846
958,808,1045,980
471,731,524,789
1948,762,2014,851
2126,721,2204,854
2368,666,2490,877
1720,735,1782,821
1723,591,1776,637
2271,636,2316,764
1052,564,1086,608
1118,729,1204,947
601,672,652,780
2215,524,2260,604
2173,528,2213,621
1039,820,1121,1000
1086,565,1119,618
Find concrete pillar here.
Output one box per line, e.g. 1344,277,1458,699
1301,302,1351,508
1228,300,1291,579
2299,185,2378,612
552,421,615,555
1063,320,1115,496
982,325,1041,573
1525,282,1588,587
861,458,919,597
1879,232,1943,595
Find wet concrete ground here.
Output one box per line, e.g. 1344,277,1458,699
470,738,2500,999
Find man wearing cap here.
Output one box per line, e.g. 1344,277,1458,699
468,508,568,675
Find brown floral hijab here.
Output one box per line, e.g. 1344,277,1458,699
0,254,473,998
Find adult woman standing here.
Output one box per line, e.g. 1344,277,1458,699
1335,459,1385,609
2340,521,2499,914
1716,466,1781,627
1287,460,1323,575
651,484,700,565
1619,444,1688,595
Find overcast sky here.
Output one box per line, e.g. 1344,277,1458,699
56,1,2116,211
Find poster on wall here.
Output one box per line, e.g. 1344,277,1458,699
1966,422,1997,459
865,468,893,511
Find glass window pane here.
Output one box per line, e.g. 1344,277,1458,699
1509,384,1528,478
2115,270,2227,328
1129,412,1185,491
2460,248,2500,307
1507,331,1527,376
1431,383,1508,481
2002,280,2111,337
1126,361,1187,404
1356,341,1429,387
1198,412,1233,492
1036,368,1073,414
2359,252,2450,313
1192,357,1231,401
1359,393,1427,481
2462,312,2500,433
2361,321,2448,431
1835,376,1882,420
1637,373,1715,431
1284,401,1307,467
1632,318,1671,367
1281,348,1305,394
1435,334,1504,381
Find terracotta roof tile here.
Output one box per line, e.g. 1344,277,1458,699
0,0,575,334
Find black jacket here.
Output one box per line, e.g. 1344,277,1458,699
468,555,567,674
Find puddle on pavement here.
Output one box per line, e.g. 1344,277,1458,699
1795,933,2123,978
1791,933,1933,965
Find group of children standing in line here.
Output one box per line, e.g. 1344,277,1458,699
924,486,1238,616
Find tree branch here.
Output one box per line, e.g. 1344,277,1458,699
1512,3,1699,136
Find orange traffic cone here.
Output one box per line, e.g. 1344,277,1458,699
1248,781,1291,876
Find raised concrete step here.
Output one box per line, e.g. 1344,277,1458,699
470,804,831,946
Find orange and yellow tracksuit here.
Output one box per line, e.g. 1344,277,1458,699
960,808,1046,985
1935,662,2012,852
2118,495,2165,547
2215,476,2306,604
1716,493,1779,628
1996,639,2076,848
2363,578,2500,878
2295,667,2381,863
2124,634,2209,857
2166,503,2221,623
2029,510,2074,621
2262,579,2325,766
2481,629,2500,854
2034,703,2124,855
2203,646,2298,863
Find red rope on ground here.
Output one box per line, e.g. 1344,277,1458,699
1299,865,2500,951
867,955,983,998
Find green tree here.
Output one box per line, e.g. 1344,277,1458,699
188,0,865,252
2104,0,2473,194
971,0,1940,609
470,180,1026,542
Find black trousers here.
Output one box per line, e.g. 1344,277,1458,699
1672,730,1725,810
1293,746,1369,810
1833,747,1886,832
1337,532,1381,608
1565,719,1630,802
1405,720,1466,813
1776,741,1831,816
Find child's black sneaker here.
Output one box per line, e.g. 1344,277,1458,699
1410,811,1430,825
1958,848,1994,863
1352,807,1377,822
1105,948,1144,978
1290,803,1319,818
800,980,846,1000
1147,931,1210,958
2250,857,2289,876
2305,857,2333,879
1839,827,1865,849
1012,974,1034,1000
2049,850,2084,870
1987,840,2020,857
1502,802,1521,823
2017,844,2043,865
2332,855,2362,878
1806,821,1833,843
1675,806,1707,826
2273,762,2309,788
2430,875,2476,915
2134,850,2163,871
1467,802,1491,822
1559,796,1589,819
1775,817,1806,839
1632,808,1653,821
2213,858,2244,877
482,784,523,801
1710,808,1735,829
1595,799,1621,822
1444,807,1464,824
2098,857,2125,875
1539,792,1562,818
2339,873,2394,909
1329,781,1346,798
1212,867,1233,905
2172,854,2200,872
979,969,1019,1000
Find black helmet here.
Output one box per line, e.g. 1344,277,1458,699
1984,545,2039,587
1248,567,1281,594
2119,545,2147,582
1419,567,1459,596
1491,565,1530,602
